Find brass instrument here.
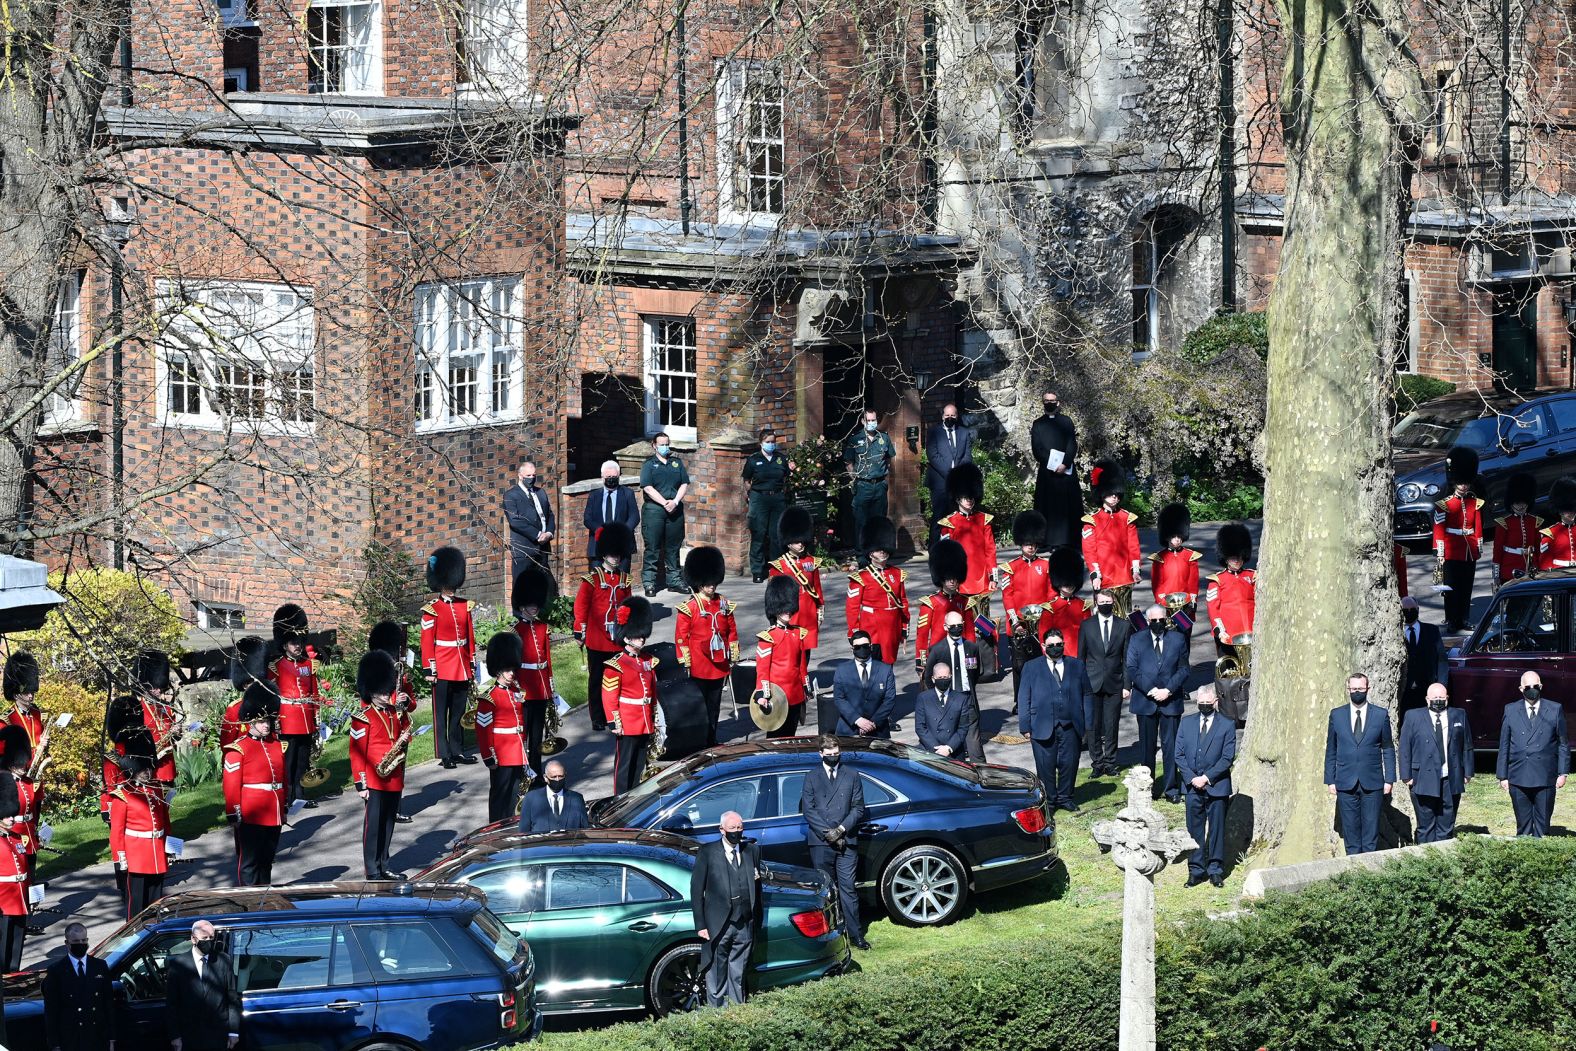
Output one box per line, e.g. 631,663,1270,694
153,713,182,762
1213,632,1254,681
300,733,332,789
376,723,418,779
25,726,51,781
1162,592,1190,630
644,699,668,773
460,693,479,731
542,695,567,757
1108,584,1134,620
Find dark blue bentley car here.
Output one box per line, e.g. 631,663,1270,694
3,882,540,1051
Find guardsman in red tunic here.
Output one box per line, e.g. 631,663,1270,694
1539,476,1576,573
1150,503,1202,642
108,732,171,920
1081,460,1143,618
1043,547,1090,660
132,650,180,784
223,685,287,887
350,650,413,881
369,620,418,715
915,540,977,677
997,511,1052,702
0,730,30,971
102,693,143,905
844,517,909,665
421,546,478,769
478,632,530,823
221,636,270,752
1,725,41,939
574,523,636,733
769,507,826,681
3,652,45,762
1433,446,1484,633
937,463,998,607
677,546,738,747
512,567,557,784
756,579,809,738
268,604,323,807
1207,524,1257,656
1495,472,1542,583
603,597,658,793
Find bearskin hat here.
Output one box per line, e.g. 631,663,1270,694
929,538,969,590
106,694,142,743
1553,476,1576,515
272,603,309,647
593,522,636,561
0,725,30,770
1048,546,1085,593
357,649,400,701
684,546,727,590
1090,459,1126,502
121,728,156,777
1157,503,1191,545
1445,446,1479,489
1505,472,1537,511
131,650,171,695
485,631,523,679
778,506,815,549
1012,510,1047,549
948,463,985,507
239,682,280,723
229,636,270,690
512,567,554,614
426,545,467,592
368,621,406,661
764,576,802,622
860,516,897,556
613,596,654,643
1216,523,1254,565
2,652,39,701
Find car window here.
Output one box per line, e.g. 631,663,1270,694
624,868,672,904
860,775,898,805
1392,411,1497,451
433,915,515,976
1472,592,1561,653
1500,407,1550,444
542,863,623,910
468,911,524,969
233,924,365,992
678,777,764,826
777,772,806,816
469,864,544,915
1548,400,1576,434
352,922,466,981
120,931,200,1003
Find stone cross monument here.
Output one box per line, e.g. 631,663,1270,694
1091,765,1197,1051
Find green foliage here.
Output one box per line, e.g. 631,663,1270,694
174,744,221,791
15,569,185,687
918,449,1031,524
1128,479,1265,526
33,680,109,816
1177,309,1270,366
1395,374,1457,418
346,541,419,642
546,595,576,633
787,435,851,503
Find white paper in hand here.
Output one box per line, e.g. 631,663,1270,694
552,693,571,717
319,724,332,742
288,798,307,817
1431,585,1453,593
1045,448,1065,472
38,823,52,846
28,884,45,906
53,712,72,729
414,725,433,737
166,836,185,858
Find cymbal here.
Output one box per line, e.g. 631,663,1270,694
749,682,790,732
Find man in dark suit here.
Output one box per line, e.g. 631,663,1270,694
1125,605,1189,802
1400,683,1474,843
832,631,897,738
800,736,868,948
690,811,761,1006
925,610,986,761
43,922,113,1051
1323,672,1396,855
1400,597,1447,715
582,460,640,571
1497,670,1569,837
1175,685,1235,887
1018,628,1091,812
924,403,975,542
1077,590,1131,776
504,461,555,579
915,661,969,758
519,760,591,835
165,919,241,1051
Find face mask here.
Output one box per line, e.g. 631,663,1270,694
864,421,878,434
852,645,872,661
522,477,536,488
1428,697,1448,712
822,753,841,768
1043,403,1057,415
1149,622,1167,636
933,676,952,690
603,477,619,489
1197,702,1216,715
1044,643,1064,658
656,444,671,457
68,942,89,959
944,417,958,427
547,778,566,792
762,441,777,455
1349,690,1368,706
195,938,215,956
724,828,745,844
1524,686,1542,701
1097,603,1114,616
1402,609,1419,624
946,625,964,638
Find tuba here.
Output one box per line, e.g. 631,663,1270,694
1213,632,1254,681
542,695,567,757
643,701,668,777
460,693,479,731
1162,592,1190,630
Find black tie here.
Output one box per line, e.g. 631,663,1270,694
1201,714,1212,736
605,491,613,524
859,662,868,688
1052,660,1063,685
1354,708,1365,738
1154,634,1161,654
75,959,84,979
552,792,561,817
1102,618,1109,649
953,642,965,691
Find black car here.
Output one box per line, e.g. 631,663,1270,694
1392,388,1576,542
3,882,541,1051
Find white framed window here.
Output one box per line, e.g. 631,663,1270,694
413,278,523,431
307,0,381,95
42,272,85,430
715,60,784,225
458,0,529,96
155,280,316,432
1131,210,1191,360
224,67,250,93
196,602,246,631
216,0,253,28
642,316,698,441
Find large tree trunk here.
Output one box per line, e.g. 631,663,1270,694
1233,0,1423,863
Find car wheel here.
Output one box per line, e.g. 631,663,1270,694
647,942,706,1017
880,844,969,927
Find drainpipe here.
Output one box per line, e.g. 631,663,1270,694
1217,0,1235,310
676,1,692,235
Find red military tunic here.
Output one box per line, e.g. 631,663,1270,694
140,698,178,784
5,707,43,755
1044,596,1089,657
1394,543,1409,597
109,782,171,876
675,594,739,680
100,741,128,819
754,627,808,708
845,566,909,664
939,511,998,595
349,705,412,793
1433,495,1484,562
1207,569,1257,641
222,736,287,826
1541,521,1576,570
769,554,825,651
421,596,477,682
573,570,632,653
476,683,528,768
1082,508,1142,589
0,777,27,917
12,777,39,866
1150,548,1201,608
1496,513,1544,580
915,591,977,659
268,653,322,737
602,651,659,735
513,621,555,700
219,699,244,750
998,555,1053,640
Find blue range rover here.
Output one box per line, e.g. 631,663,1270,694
3,882,541,1051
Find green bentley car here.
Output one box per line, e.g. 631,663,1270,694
416,827,854,1016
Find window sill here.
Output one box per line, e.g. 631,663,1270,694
415,414,528,435
159,416,317,437
36,419,100,438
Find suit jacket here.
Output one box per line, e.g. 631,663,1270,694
582,484,640,557
165,948,241,1050
1125,629,1189,716
504,484,556,553
43,953,114,1051
519,787,591,834
924,423,976,494
800,763,866,845
914,688,969,754
1323,704,1398,791
925,637,983,695
1401,621,1448,694
1078,615,1131,694
1017,655,1090,741
1175,711,1236,797
831,659,897,737
690,837,761,934
1399,706,1474,797
1497,700,1570,787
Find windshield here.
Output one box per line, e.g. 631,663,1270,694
593,760,700,827
1391,411,1497,451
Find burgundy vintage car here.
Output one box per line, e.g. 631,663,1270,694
1448,570,1576,748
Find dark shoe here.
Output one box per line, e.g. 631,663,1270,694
752,574,765,583
302,799,319,809
851,938,871,950
1058,802,1081,813
395,813,413,824
1165,794,1182,805
1185,874,1207,888
644,588,658,597
456,754,479,765
440,759,457,770
1209,874,1224,888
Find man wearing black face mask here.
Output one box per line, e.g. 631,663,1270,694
1126,604,1189,800
519,760,590,834
1030,392,1081,550
800,737,867,948
1399,597,1446,715
925,611,986,761
925,403,976,544
832,631,896,739
1019,629,1092,812
44,921,113,1051
1175,685,1235,887
691,811,761,1005
1079,590,1132,776
504,461,555,581
1323,672,1396,855
1400,684,1474,843
1497,671,1568,837
582,460,639,572
166,919,241,1051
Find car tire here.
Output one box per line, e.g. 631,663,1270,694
647,942,706,1017
880,843,969,927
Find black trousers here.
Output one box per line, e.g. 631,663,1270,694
1411,788,1460,844
641,504,685,590
747,492,786,576
613,734,650,794
1135,711,1181,799
1184,791,1228,878
766,703,803,739
1441,559,1475,627
126,871,166,921
281,734,313,806
1510,783,1555,838
961,691,986,762
851,481,888,565
236,822,282,886
432,679,469,762
363,788,400,877
1335,786,1382,855
810,842,863,941
0,915,23,972
487,765,525,824
586,650,616,730
1085,690,1122,772
697,677,726,746
1033,723,1081,807
523,697,548,780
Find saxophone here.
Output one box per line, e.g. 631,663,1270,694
153,709,182,761
25,724,50,781
376,722,417,779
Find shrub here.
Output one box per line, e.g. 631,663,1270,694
917,449,1031,526
14,569,185,687
1177,309,1270,366
345,541,420,643
175,745,221,791
32,680,109,817
1395,374,1456,418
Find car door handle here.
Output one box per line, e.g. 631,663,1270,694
628,920,659,932
326,1000,362,1012
1548,448,1560,456
857,823,887,835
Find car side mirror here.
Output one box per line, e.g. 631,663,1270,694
661,817,694,835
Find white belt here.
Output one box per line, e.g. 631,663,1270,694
0,874,24,884
1556,560,1576,568
243,782,283,790
617,697,654,706
493,726,523,735
125,829,166,839
520,662,547,671
1502,547,1528,555
1446,528,1473,536
280,698,316,706
435,639,465,648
